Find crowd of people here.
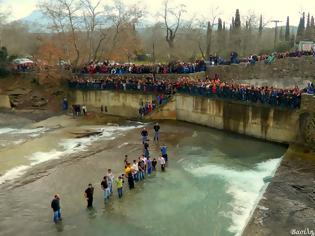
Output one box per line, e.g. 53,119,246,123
69,75,307,109
78,60,206,75
175,77,303,109
77,50,315,76
51,124,168,223
209,50,315,66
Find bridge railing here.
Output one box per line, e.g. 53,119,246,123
177,86,301,109
69,82,301,109
68,81,173,94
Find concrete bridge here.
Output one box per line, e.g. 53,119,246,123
68,89,315,149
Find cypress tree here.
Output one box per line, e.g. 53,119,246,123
310,16,315,40
217,18,223,31
234,9,241,29
231,17,235,30
279,27,284,41
285,16,290,41
258,14,263,37
217,18,224,55
297,13,305,41
307,13,310,28
305,13,312,39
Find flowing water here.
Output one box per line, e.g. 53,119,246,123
0,119,286,236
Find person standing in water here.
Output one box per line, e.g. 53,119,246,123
101,176,109,203
160,144,168,164
124,155,128,166
116,175,124,198
158,156,166,172
147,157,152,176
138,158,145,181
144,142,150,158
153,123,160,143
125,163,135,189
132,160,139,182
141,128,148,144
84,183,94,208
107,169,114,195
152,158,157,171
51,194,62,223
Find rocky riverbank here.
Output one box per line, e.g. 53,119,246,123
242,145,315,236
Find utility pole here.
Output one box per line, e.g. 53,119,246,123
271,20,282,50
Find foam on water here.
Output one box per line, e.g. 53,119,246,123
0,128,17,134
0,127,50,149
185,157,282,236
0,124,142,185
0,165,30,184
0,127,49,135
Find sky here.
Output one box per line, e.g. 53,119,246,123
2,0,315,27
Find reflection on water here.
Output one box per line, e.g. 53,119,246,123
0,122,286,236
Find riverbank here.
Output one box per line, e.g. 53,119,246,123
242,145,315,236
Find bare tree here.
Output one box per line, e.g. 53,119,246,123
81,0,103,61
39,0,82,67
106,1,143,52
196,7,221,60
163,0,186,59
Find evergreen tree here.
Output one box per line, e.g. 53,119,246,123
0,47,8,62
258,14,263,37
310,16,315,40
307,13,310,28
297,13,305,41
305,13,312,39
279,27,284,41
216,18,225,55
231,17,235,30
289,34,295,48
285,16,290,41
234,9,241,29
217,18,223,31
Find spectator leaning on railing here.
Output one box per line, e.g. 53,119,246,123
69,75,303,109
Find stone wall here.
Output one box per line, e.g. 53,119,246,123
175,94,300,144
206,57,315,88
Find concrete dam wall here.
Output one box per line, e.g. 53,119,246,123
69,90,154,118
175,94,299,144
69,90,303,144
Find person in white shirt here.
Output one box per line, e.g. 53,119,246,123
158,156,166,172
141,156,147,174
82,105,87,116
132,160,139,182
107,169,114,195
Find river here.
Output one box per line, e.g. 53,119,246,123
0,116,286,236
